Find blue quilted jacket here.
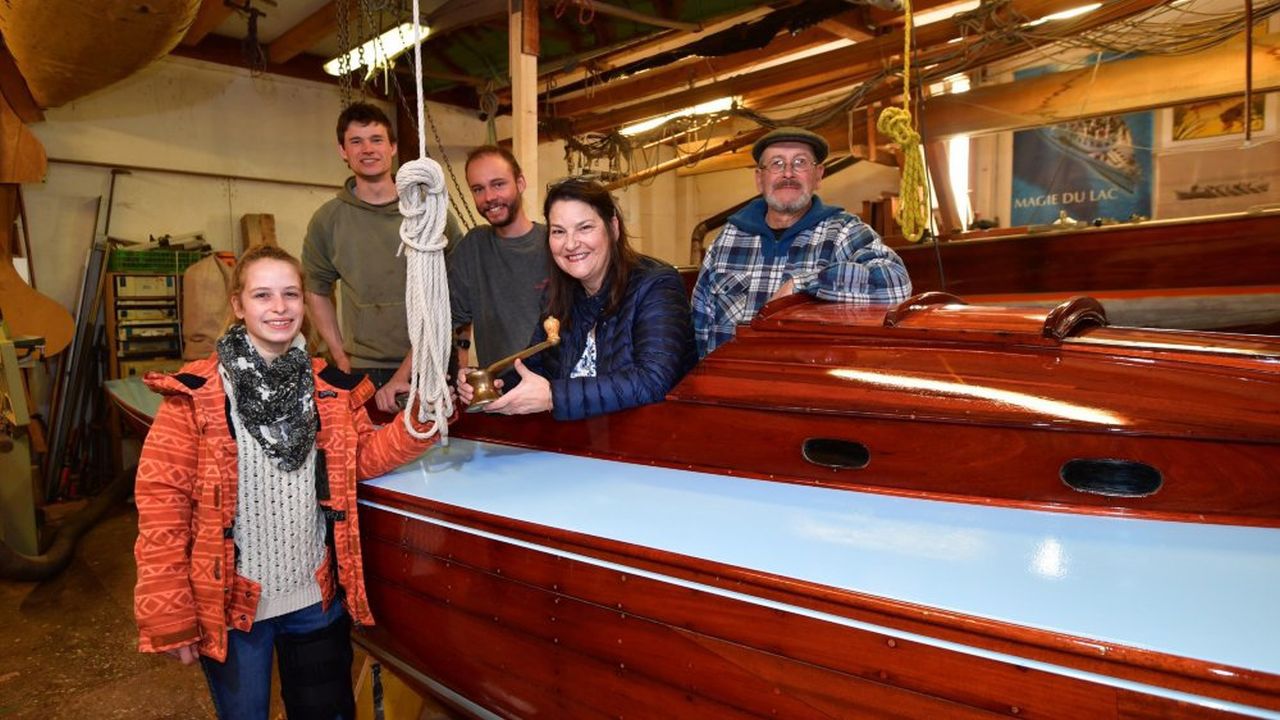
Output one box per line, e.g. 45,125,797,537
523,256,696,421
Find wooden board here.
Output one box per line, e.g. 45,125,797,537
0,93,45,184
0,187,73,356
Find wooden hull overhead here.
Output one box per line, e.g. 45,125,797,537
895,209,1280,334
0,0,200,109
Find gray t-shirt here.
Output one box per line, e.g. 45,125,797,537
447,223,549,368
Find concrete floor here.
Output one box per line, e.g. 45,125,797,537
0,503,453,720
1,504,216,719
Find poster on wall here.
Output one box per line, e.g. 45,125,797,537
1156,144,1280,218
1170,96,1265,142
1011,112,1154,226
1154,92,1278,218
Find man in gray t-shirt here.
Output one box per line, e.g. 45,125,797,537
448,146,549,368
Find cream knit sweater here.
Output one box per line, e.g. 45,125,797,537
221,365,327,622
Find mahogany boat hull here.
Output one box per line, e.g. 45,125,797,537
354,295,1280,715
357,440,1280,719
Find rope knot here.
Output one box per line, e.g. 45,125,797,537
397,158,448,253
876,106,920,146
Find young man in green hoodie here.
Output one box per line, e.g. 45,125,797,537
691,126,913,358
302,103,410,410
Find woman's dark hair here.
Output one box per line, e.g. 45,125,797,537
543,178,640,322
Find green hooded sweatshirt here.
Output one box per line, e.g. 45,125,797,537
301,178,408,368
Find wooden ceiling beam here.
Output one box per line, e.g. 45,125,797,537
817,10,874,43
171,34,351,90
567,0,1165,135
751,0,1174,113
739,39,966,109
268,1,337,66
589,1,700,32
425,0,506,39
605,127,767,190
182,0,235,46
516,3,784,101
548,26,837,117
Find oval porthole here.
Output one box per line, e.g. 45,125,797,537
1060,458,1163,498
802,438,870,470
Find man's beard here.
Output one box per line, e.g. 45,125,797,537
484,195,523,228
763,182,812,214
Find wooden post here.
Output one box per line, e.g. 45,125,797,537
239,213,277,253
509,0,539,203
923,141,960,237
866,105,878,164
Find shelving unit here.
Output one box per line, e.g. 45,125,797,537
103,272,185,379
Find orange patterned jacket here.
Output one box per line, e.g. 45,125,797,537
133,355,441,662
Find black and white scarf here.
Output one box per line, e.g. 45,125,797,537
216,324,318,471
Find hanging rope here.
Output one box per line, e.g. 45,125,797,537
479,79,500,146
396,0,453,442
876,0,929,243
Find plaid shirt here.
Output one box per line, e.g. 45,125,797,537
692,196,912,357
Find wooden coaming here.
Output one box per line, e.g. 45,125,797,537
454,295,1280,526
356,493,1278,719
893,211,1280,334
899,211,1280,296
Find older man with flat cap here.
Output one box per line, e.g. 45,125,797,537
691,126,912,357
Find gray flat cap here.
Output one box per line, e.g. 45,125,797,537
751,126,829,164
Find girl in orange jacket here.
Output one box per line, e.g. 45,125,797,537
134,245,443,719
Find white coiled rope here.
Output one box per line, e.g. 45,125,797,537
396,1,453,442
396,158,452,442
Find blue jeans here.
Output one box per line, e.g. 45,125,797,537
201,600,351,720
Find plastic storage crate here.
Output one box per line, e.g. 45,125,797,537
107,249,205,274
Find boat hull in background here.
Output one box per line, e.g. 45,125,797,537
895,210,1280,334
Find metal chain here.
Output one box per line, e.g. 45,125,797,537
336,0,353,106
357,0,378,100
421,98,476,228
388,66,478,228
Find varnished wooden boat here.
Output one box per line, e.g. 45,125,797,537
895,209,1280,334
357,294,1280,719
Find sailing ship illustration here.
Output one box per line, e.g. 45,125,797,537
1041,116,1142,193
1175,180,1270,200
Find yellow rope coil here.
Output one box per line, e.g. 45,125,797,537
877,107,928,243
876,0,930,243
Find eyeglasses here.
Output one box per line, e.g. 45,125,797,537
759,156,818,175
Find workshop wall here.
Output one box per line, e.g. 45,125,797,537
23,56,489,314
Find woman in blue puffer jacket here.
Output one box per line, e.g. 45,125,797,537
457,177,696,420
